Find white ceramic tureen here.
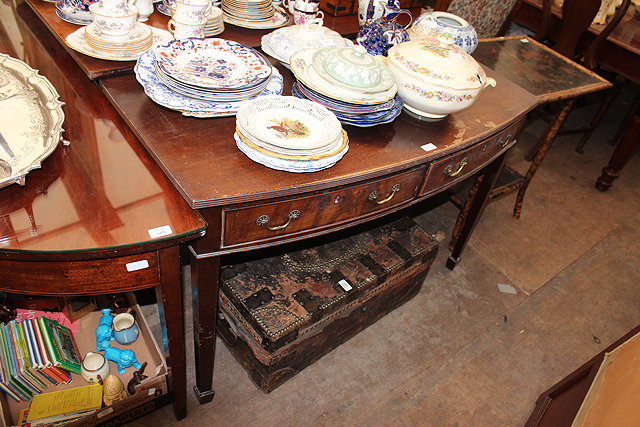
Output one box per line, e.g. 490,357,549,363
261,18,353,68
385,38,496,119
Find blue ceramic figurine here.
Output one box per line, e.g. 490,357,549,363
104,343,143,374
96,308,114,351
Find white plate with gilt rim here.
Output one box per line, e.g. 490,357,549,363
223,7,290,29
0,54,65,188
154,38,272,90
66,26,172,61
236,95,342,151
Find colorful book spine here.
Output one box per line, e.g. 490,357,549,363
6,323,41,395
0,326,21,402
25,318,60,386
0,325,32,401
38,317,82,375
33,318,71,384
22,319,57,387
12,321,47,391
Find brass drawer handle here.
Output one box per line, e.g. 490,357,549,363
256,210,301,231
444,158,468,177
497,132,513,148
368,183,401,205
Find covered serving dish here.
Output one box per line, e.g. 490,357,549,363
385,38,495,119
261,18,353,68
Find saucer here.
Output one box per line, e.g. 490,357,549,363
66,26,172,61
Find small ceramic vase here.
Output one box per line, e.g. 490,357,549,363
81,352,110,384
408,11,478,54
112,312,139,345
356,2,412,56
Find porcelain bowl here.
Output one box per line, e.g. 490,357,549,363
385,39,495,119
408,11,478,54
89,4,139,36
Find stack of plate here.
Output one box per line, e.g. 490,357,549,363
83,23,153,56
135,38,284,117
290,46,402,127
66,22,172,61
222,0,289,29
204,6,225,37
234,95,348,172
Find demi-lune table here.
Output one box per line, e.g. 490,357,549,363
0,4,206,421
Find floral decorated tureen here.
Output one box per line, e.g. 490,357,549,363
385,38,496,119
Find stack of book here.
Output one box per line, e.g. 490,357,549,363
0,317,82,402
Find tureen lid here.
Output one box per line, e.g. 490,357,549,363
265,19,351,63
312,45,392,90
387,38,488,90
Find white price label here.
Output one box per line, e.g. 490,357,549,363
126,260,150,272
148,225,173,239
338,279,353,292
421,143,437,152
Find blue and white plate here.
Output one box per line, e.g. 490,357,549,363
135,50,283,117
292,83,402,127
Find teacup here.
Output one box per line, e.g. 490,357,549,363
112,312,140,345
81,352,110,384
293,8,323,25
283,0,318,14
90,3,139,36
171,0,212,25
168,18,206,39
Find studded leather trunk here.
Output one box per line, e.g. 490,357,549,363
217,217,438,393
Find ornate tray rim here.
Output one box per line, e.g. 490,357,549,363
0,53,65,188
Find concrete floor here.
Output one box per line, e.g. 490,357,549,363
135,82,640,426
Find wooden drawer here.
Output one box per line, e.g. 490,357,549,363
0,252,161,295
222,167,425,249
419,123,518,196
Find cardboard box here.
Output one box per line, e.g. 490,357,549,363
0,299,168,427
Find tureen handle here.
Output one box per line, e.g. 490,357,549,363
483,77,497,88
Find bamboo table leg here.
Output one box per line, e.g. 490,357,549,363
514,98,577,218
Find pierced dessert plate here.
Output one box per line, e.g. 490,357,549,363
236,127,347,160
236,95,342,151
154,38,272,90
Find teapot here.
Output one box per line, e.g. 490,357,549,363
356,1,412,56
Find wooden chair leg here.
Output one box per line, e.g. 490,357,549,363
609,89,640,146
595,112,640,191
514,98,576,218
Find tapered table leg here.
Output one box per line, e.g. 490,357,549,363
447,151,508,270
190,245,220,404
158,245,187,420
